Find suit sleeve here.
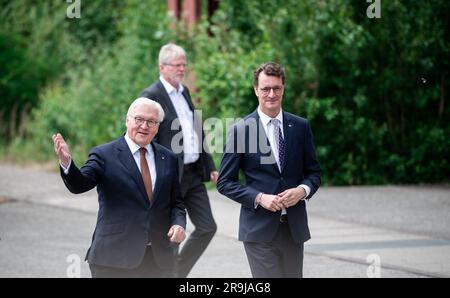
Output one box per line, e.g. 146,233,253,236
169,157,187,228
301,120,321,200
216,125,260,209
60,148,104,194
201,142,217,173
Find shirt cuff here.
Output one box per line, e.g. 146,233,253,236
60,159,72,175
298,184,311,201
254,192,263,209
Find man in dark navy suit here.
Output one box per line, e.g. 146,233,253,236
52,97,186,278
217,62,321,278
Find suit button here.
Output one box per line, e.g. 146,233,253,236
280,177,284,181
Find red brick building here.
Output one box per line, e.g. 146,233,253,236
167,0,219,28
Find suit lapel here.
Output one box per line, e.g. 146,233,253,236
150,142,165,207
115,137,149,205
182,88,195,111
281,112,294,174
182,87,204,143
156,80,178,119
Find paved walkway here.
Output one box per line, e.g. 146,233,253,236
1,163,449,277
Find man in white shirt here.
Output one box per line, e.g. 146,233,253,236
139,44,217,278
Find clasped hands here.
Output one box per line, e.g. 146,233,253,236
259,188,306,212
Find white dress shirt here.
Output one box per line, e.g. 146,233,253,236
160,76,200,165
256,108,311,212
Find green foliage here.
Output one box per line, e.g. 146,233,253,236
0,0,124,142
13,0,175,162
311,0,450,184
1,0,449,185
188,0,449,184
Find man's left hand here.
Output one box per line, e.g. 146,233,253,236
278,188,306,208
210,171,219,184
167,225,186,243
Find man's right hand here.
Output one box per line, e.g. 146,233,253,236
259,194,284,212
52,133,71,168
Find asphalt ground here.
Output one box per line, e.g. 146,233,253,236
1,163,449,278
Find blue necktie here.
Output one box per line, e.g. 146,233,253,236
271,119,285,171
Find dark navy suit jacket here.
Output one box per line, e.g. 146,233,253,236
217,110,321,243
60,136,186,270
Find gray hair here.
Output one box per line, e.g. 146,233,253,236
158,43,186,65
127,97,165,122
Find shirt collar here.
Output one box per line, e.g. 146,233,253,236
257,107,283,127
124,132,152,155
159,76,184,95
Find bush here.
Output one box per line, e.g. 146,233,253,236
188,0,450,184
3,0,449,185
11,0,172,162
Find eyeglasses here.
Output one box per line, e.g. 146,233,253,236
259,86,283,96
130,116,160,128
164,63,187,68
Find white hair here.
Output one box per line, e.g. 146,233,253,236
158,43,186,65
127,97,165,122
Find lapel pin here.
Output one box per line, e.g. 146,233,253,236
288,124,292,128
162,156,165,160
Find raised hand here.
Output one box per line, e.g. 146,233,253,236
52,133,72,168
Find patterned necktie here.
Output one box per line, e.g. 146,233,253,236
139,147,153,201
271,119,285,170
